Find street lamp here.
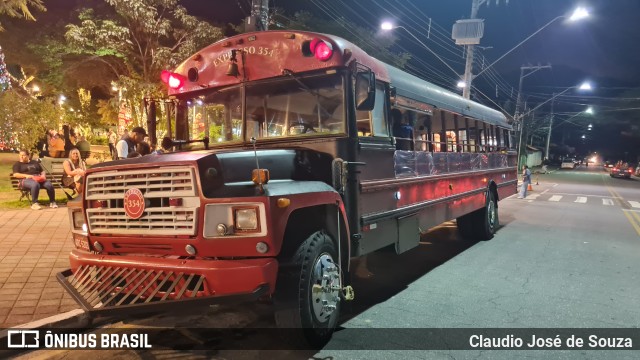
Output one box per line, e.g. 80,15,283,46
516,81,592,169
543,101,594,162
381,22,461,82
475,7,590,82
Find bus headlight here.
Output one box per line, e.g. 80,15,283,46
234,207,259,232
72,211,86,231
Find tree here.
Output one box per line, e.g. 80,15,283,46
0,0,45,31
0,90,60,152
63,0,224,129
0,46,10,91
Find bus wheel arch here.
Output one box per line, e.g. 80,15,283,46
456,183,499,241
278,204,349,271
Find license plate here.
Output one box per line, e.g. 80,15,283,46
73,233,91,252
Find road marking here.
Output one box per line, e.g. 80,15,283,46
527,194,540,200
602,199,614,206
575,197,587,203
552,183,559,187
548,195,562,202
548,192,622,199
629,201,640,208
541,189,550,195
622,210,640,237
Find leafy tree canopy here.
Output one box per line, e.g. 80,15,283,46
0,89,60,152
60,0,224,127
0,0,45,31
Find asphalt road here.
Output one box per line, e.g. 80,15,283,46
14,165,640,359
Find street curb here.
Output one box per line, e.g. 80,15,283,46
9,309,89,330
0,309,90,356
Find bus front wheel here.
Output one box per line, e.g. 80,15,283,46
274,230,341,347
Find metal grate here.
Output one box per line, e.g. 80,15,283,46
87,208,198,235
85,167,197,200
84,166,199,235
66,265,209,311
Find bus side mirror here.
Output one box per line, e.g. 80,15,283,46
355,71,375,111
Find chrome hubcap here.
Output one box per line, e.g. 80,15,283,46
488,200,496,228
310,253,341,322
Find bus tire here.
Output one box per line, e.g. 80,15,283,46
274,230,341,347
476,190,498,240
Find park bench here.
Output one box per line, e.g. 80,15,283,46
10,157,67,201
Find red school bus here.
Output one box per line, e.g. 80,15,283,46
58,30,516,345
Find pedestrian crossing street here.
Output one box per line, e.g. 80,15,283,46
510,193,640,208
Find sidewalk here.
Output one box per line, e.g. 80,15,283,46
0,207,79,328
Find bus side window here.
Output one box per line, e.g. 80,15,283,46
371,83,388,137
356,110,371,136
357,83,388,137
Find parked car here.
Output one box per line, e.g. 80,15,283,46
610,162,633,179
561,158,576,169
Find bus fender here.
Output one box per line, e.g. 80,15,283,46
266,181,351,274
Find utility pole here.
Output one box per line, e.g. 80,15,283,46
245,0,269,32
514,64,552,123
544,93,555,160
460,0,508,99
514,64,551,169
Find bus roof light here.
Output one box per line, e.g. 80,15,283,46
302,38,333,61
313,40,333,61
161,70,186,89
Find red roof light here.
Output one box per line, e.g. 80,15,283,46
314,41,333,61
161,70,186,89
303,38,334,62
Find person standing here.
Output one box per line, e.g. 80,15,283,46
518,165,532,199
12,150,57,210
108,129,117,160
116,126,147,159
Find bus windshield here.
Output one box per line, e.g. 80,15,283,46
246,73,346,139
190,73,346,146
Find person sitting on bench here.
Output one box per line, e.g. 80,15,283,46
12,150,57,210
62,148,86,195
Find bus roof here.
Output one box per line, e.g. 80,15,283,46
169,30,510,129
385,65,511,128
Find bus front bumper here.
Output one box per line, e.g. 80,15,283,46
56,250,277,317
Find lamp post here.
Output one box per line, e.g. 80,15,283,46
469,7,589,101
545,105,594,157
516,81,592,169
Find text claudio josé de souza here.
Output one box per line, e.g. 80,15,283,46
470,334,632,349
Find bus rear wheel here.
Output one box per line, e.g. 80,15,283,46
456,191,498,241
274,230,341,347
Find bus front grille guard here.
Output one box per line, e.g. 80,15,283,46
57,265,268,317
